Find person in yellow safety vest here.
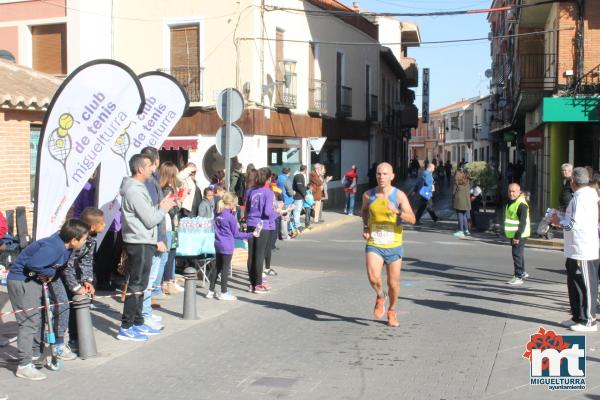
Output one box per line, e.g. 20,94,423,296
504,183,530,285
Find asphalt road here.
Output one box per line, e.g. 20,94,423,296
1,218,597,400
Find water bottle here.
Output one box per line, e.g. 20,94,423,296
254,220,264,237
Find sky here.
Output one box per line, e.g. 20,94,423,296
359,0,493,111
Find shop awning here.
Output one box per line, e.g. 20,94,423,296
543,97,600,122
160,138,198,150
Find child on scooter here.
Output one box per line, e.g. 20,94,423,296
7,219,89,380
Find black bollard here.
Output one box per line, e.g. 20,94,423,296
182,267,198,320
72,294,97,359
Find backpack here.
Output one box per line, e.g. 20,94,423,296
343,175,353,189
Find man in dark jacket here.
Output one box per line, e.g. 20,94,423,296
292,165,307,230
559,163,573,211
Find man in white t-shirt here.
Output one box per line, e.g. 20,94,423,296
552,167,600,332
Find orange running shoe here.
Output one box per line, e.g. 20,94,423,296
387,310,399,327
373,295,386,319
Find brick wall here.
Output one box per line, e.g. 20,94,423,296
0,109,44,236
557,1,600,85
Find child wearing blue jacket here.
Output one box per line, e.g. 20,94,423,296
7,219,89,381
207,193,255,301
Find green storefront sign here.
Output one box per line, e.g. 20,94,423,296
503,131,516,142
543,97,600,122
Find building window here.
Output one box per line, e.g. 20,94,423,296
31,23,67,75
30,126,41,203
311,138,341,181
268,138,301,175
474,149,478,161
168,24,202,102
450,116,458,130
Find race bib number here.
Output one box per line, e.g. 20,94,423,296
371,224,394,245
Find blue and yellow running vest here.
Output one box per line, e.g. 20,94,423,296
366,188,404,248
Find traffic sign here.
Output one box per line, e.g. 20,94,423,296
524,128,544,150
216,88,244,122
216,123,244,158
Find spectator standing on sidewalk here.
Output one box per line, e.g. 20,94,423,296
292,165,307,230
444,160,452,183
559,163,574,211
246,167,279,293
309,164,325,223
117,154,176,342
343,165,358,215
207,193,254,300
553,167,600,332
177,163,201,218
413,163,439,224
504,183,530,285
277,167,294,239
361,162,415,327
452,169,471,237
320,165,332,217
140,147,169,321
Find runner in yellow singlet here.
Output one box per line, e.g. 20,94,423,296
361,163,416,327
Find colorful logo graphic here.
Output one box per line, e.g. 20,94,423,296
523,327,586,391
111,122,132,173
47,113,76,186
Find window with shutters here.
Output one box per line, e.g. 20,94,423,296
168,24,202,102
31,23,66,75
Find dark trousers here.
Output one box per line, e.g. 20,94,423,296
566,258,599,326
247,228,270,287
121,243,154,329
208,253,233,293
511,238,526,277
264,230,274,270
304,207,312,227
415,196,438,222
95,230,122,288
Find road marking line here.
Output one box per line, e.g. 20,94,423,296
433,241,472,245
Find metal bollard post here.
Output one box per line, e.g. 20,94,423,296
182,267,198,320
72,294,97,359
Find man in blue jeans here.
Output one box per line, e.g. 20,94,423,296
140,147,168,331
292,165,307,231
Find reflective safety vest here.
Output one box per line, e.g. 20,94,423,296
504,196,530,238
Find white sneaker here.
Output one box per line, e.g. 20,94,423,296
560,319,577,328
217,292,237,301
173,282,185,292
205,290,215,299
16,364,46,380
144,318,164,331
521,272,530,279
151,314,162,323
506,276,524,285
570,323,598,332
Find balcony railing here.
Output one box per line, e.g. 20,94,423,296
337,85,352,117
517,53,557,91
158,66,203,102
368,94,378,121
565,63,600,95
308,79,327,114
274,60,297,109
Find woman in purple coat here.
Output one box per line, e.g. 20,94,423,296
246,167,280,293
207,193,255,300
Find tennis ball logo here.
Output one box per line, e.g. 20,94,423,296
59,113,74,130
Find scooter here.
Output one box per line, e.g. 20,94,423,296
37,281,62,371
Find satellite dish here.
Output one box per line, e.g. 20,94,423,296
0,50,16,62
484,69,493,78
